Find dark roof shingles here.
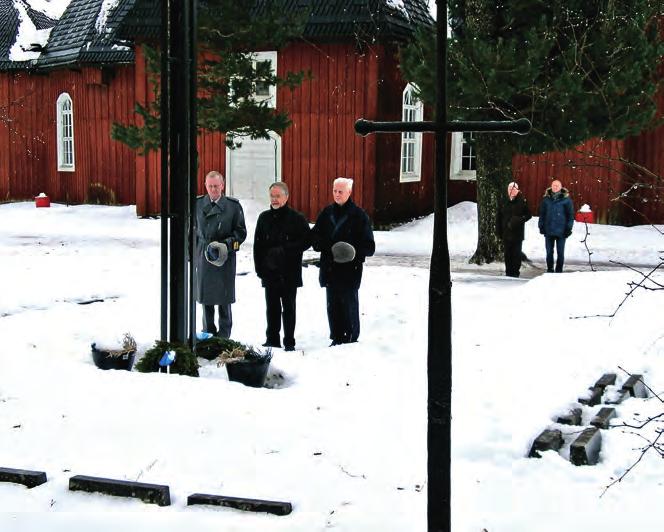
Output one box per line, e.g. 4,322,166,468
119,0,433,41
1,0,432,72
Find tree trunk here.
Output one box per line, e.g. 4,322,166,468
470,134,514,264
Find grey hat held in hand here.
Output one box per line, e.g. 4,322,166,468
331,241,356,263
205,241,228,267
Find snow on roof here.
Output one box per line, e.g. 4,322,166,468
25,0,71,20
386,0,410,19
9,0,53,61
95,0,120,35
427,0,436,19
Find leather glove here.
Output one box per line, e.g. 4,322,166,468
331,241,356,263
205,241,228,267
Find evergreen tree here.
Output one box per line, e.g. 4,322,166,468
401,0,663,263
112,0,309,154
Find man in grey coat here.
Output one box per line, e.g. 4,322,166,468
195,171,247,337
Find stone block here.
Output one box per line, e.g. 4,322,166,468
594,373,617,390
187,493,292,515
570,427,602,466
556,408,582,426
590,407,617,429
604,389,630,405
528,429,564,458
622,375,648,398
69,475,170,506
578,386,603,406
0,467,47,488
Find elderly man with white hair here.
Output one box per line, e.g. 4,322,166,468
311,177,375,346
495,181,532,278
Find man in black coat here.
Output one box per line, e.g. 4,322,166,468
253,182,311,351
311,178,375,345
195,171,247,338
496,181,532,278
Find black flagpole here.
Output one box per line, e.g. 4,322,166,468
163,0,197,344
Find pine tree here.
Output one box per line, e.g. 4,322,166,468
401,0,663,263
112,0,309,154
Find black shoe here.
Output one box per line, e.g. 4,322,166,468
546,269,554,273
284,345,295,352
262,341,281,348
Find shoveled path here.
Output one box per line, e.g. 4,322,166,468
365,253,643,280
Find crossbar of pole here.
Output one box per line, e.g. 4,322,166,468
355,117,531,136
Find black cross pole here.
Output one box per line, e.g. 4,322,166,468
354,2,530,531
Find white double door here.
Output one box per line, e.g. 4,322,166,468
225,133,281,201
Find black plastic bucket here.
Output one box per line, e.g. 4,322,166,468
91,343,136,371
226,354,272,388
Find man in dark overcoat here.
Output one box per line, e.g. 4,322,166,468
311,177,375,345
253,181,311,351
195,171,247,337
496,181,532,278
538,179,574,273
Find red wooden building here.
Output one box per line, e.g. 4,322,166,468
1,0,662,225
0,0,435,224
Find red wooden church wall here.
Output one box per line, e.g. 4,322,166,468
621,80,664,225
133,45,228,216
136,41,432,223
135,42,379,221
513,138,626,225
0,66,137,206
372,43,435,225
279,41,378,221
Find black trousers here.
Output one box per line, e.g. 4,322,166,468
264,285,297,348
202,304,233,338
503,238,523,278
326,287,360,344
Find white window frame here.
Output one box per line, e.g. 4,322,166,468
56,92,75,171
449,131,476,181
251,51,277,108
399,84,423,183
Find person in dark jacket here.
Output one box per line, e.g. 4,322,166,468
538,179,574,273
195,171,247,337
253,182,311,351
496,181,532,278
311,177,375,345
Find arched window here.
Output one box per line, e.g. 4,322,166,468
56,93,75,171
400,84,423,183
252,51,277,108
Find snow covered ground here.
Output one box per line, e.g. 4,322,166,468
0,200,662,531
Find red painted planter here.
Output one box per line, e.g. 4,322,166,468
575,211,594,224
35,195,50,208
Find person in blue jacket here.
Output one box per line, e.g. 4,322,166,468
538,180,574,273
